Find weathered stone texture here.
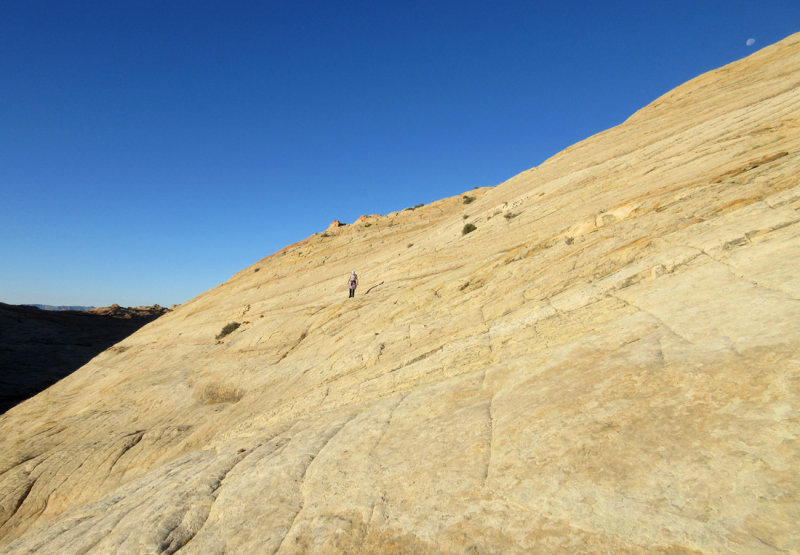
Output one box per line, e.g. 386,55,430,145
1,34,799,553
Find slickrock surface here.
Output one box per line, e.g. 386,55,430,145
0,303,169,414
2,35,799,553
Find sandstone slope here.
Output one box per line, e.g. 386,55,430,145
1,34,799,553
0,303,169,414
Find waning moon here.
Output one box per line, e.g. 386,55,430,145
746,38,756,46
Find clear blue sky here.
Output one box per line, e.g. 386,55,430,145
2,1,798,307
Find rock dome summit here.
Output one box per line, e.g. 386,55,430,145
1,33,799,553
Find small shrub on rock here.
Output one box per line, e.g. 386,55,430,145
200,383,244,404
217,322,241,340
462,195,475,204
462,223,477,235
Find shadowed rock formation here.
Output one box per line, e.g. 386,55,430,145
0,303,168,414
1,34,799,553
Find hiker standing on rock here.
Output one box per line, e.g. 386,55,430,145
348,271,358,298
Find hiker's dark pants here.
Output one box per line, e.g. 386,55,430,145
349,288,355,298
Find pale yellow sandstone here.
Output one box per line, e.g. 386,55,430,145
1,34,800,553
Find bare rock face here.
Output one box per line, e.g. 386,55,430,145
2,34,800,553
0,303,168,414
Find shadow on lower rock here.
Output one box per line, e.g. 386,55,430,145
0,303,169,414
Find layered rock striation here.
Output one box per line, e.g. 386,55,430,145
1,34,799,553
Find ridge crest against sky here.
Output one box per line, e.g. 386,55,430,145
2,1,799,307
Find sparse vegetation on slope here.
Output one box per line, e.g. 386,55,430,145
216,322,240,340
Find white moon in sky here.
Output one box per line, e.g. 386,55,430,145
746,38,756,46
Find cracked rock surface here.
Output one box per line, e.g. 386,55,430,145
2,34,800,553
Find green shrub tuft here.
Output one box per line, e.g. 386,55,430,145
462,223,477,235
462,195,475,204
217,322,241,340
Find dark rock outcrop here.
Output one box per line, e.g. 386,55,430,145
0,303,168,413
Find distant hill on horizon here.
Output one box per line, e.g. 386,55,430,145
27,304,97,312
